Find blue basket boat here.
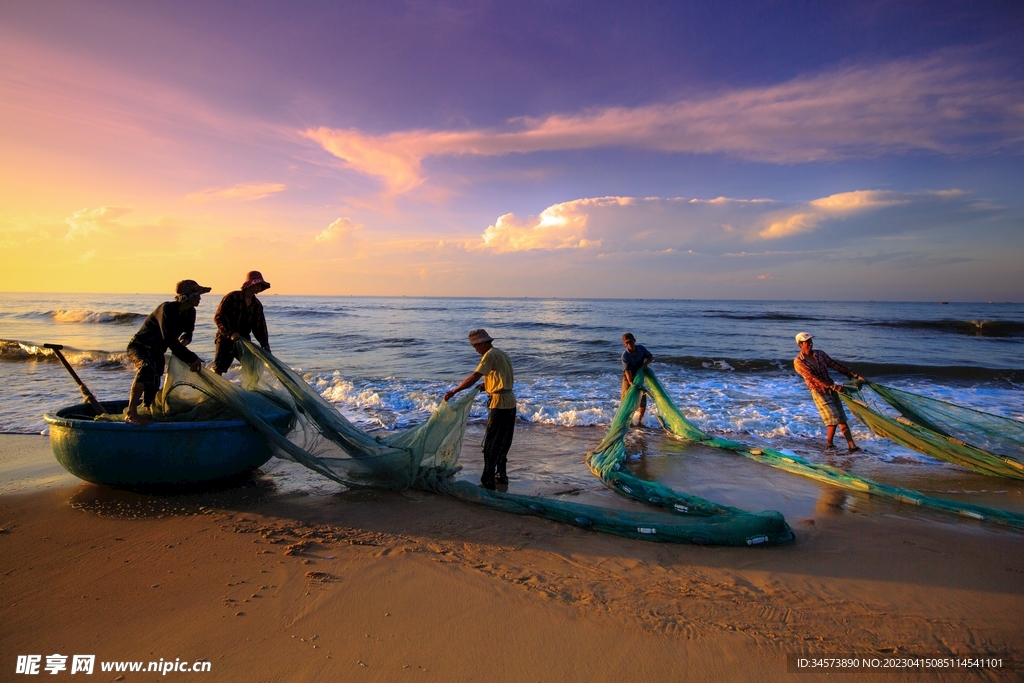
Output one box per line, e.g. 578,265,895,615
44,400,294,489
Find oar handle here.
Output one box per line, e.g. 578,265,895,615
43,343,106,415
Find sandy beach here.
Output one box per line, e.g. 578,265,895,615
2,431,1022,682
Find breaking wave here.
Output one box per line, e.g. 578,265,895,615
49,309,146,325
869,319,1024,337
0,339,129,369
657,355,1023,381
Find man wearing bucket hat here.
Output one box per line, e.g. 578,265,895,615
213,271,272,375
125,279,211,425
794,332,865,453
444,329,516,490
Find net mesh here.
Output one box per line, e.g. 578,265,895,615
840,381,1024,480
612,370,1024,529
168,342,797,546
158,345,1024,535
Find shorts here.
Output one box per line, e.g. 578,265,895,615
622,375,648,408
811,389,847,426
214,335,242,374
126,343,164,406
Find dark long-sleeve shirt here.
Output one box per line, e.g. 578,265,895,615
794,349,855,394
621,344,653,377
128,302,199,365
214,290,269,348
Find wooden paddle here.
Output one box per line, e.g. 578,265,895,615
44,343,106,415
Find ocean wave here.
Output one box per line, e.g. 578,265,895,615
50,309,146,325
505,321,576,330
390,305,462,312
869,319,1024,337
700,310,824,323
284,370,888,447
379,338,426,347
272,307,352,318
0,339,129,369
656,354,1023,381
659,355,790,372
306,331,366,342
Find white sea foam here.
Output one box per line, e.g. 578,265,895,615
4,294,1023,479
51,309,145,325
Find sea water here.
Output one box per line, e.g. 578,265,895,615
2,294,1023,517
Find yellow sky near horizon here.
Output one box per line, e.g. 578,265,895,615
2,12,1022,302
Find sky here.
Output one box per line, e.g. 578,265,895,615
1,0,1022,300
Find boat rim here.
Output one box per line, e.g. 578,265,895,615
44,404,250,431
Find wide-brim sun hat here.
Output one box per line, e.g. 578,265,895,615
175,279,212,297
468,328,494,345
241,270,271,291
795,332,814,344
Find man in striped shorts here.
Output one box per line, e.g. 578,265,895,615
794,332,864,453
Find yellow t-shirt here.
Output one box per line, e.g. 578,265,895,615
474,347,516,409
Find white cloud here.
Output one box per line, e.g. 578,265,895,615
315,217,362,243
304,54,1024,193
478,197,630,252
64,206,132,241
473,189,990,255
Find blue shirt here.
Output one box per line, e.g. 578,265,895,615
621,344,653,375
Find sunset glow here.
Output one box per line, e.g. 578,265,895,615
1,2,1021,299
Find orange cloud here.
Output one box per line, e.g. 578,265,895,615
304,56,1024,193
186,182,287,202
759,191,909,239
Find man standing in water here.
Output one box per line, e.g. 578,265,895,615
444,329,516,490
793,332,864,453
621,332,653,427
213,271,272,374
125,280,210,425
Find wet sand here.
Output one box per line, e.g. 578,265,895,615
1,431,1022,682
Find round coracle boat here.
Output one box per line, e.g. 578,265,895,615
44,400,294,489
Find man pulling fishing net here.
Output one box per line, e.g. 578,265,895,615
794,332,864,453
213,270,272,375
444,329,516,490
124,280,211,426
621,332,653,427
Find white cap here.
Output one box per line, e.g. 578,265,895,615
795,332,813,344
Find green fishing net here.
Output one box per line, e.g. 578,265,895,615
159,345,1023,537
167,343,796,546
608,370,1024,530
840,381,1024,480
160,344,475,490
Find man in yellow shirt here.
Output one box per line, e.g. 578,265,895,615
444,329,516,490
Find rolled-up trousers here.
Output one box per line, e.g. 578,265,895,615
482,408,516,486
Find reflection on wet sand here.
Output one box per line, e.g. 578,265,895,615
814,487,850,516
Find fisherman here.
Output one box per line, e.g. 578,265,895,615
793,332,864,453
213,271,272,374
621,332,653,427
443,329,516,490
125,280,211,425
